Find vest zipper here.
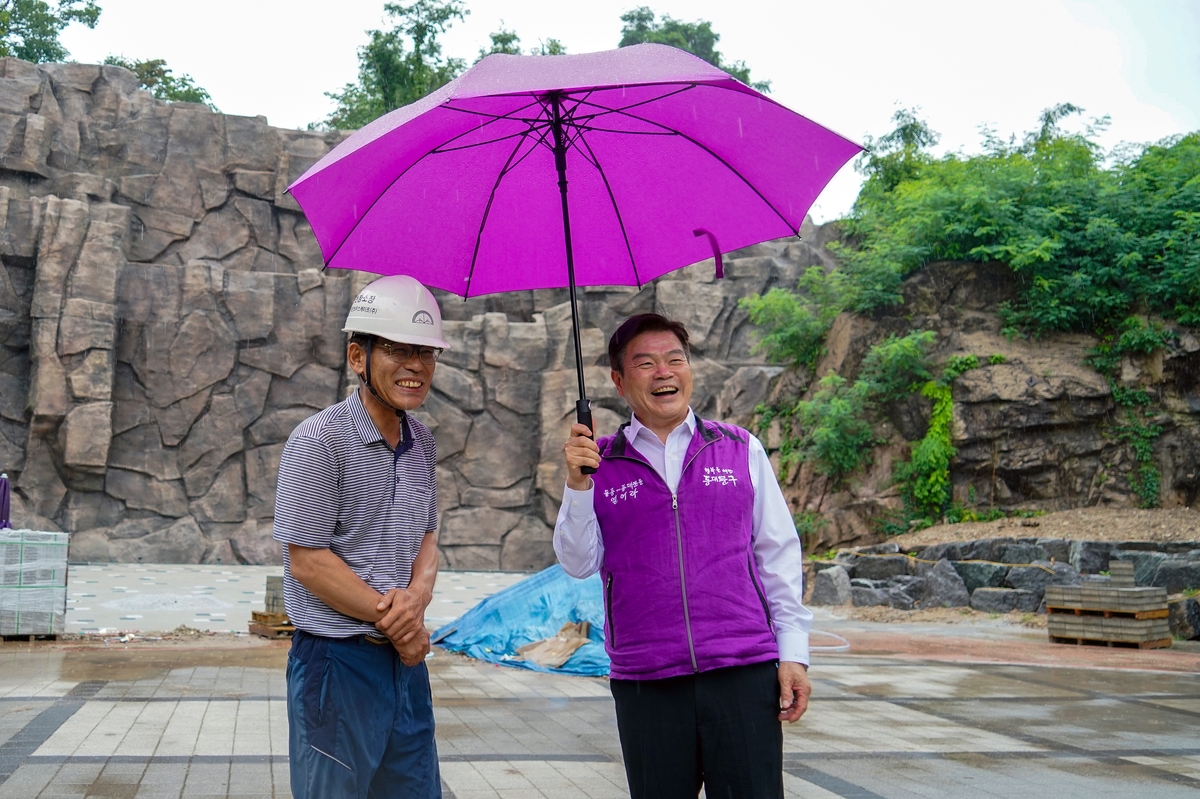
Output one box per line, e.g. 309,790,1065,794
749,554,773,627
671,491,698,672
605,573,616,647
605,430,719,676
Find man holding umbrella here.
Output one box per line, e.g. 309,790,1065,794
273,275,447,799
555,313,812,799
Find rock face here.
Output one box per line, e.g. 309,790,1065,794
0,59,807,568
777,260,1200,554
4,60,1197,569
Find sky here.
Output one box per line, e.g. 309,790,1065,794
60,0,1200,222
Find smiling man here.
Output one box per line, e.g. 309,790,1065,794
273,275,447,799
556,313,813,799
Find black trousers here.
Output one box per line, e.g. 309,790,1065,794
610,660,783,799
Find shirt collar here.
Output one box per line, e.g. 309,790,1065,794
625,408,696,445
346,388,386,446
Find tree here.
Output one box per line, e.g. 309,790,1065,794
476,25,567,62
618,6,768,92
532,38,566,56
318,0,468,131
103,56,216,110
0,0,99,63
476,24,521,62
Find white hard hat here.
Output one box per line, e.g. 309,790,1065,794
343,275,450,349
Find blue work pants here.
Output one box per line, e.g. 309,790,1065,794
287,630,440,799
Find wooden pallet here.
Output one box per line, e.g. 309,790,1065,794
249,621,295,639
1,633,60,642
251,610,290,626
1047,606,1170,620
1050,636,1172,650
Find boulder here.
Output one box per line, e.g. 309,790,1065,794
1111,551,1170,586
1036,538,1071,563
916,559,970,608
809,565,851,606
1168,596,1200,640
1152,560,1200,594
851,586,889,607
852,554,910,581
916,542,967,562
951,561,1010,593
998,543,1049,565
1069,540,1113,574
1004,560,1081,600
885,575,926,603
970,588,1041,613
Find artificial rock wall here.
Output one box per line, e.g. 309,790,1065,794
0,58,822,568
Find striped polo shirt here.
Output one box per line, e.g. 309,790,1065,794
273,389,438,637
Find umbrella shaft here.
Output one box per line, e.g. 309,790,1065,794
550,95,589,404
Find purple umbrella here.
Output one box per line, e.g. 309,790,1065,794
289,43,860,440
0,472,10,530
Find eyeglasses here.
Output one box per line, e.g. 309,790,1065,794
376,341,442,365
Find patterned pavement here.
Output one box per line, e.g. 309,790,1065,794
1,566,1196,797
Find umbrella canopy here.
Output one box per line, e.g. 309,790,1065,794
290,44,860,451
290,43,860,296
0,472,10,530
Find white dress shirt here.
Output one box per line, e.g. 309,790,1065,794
554,410,812,665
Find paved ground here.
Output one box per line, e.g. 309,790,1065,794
64,566,527,634
2,620,1199,797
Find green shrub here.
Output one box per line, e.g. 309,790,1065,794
739,267,850,370
942,354,980,382
858,330,936,403
894,381,956,519
988,353,1006,365
787,375,878,480
838,107,1200,337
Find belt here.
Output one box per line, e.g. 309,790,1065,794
294,629,391,646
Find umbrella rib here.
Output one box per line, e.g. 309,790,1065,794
583,100,799,234
325,107,546,271
464,132,533,297
432,124,549,154
573,131,643,289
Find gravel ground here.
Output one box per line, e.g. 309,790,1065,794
888,506,1200,548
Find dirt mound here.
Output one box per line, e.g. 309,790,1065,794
888,507,1200,549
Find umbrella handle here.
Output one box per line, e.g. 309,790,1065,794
576,400,597,475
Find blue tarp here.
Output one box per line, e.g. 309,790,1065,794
432,565,610,677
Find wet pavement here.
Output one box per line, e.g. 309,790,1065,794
1,620,1198,798
64,566,528,634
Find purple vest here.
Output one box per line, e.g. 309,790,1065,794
593,418,778,680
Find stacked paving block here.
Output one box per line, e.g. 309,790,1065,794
1045,576,1171,649
1,529,70,638
249,574,293,639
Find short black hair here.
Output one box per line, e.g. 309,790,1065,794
607,313,690,374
